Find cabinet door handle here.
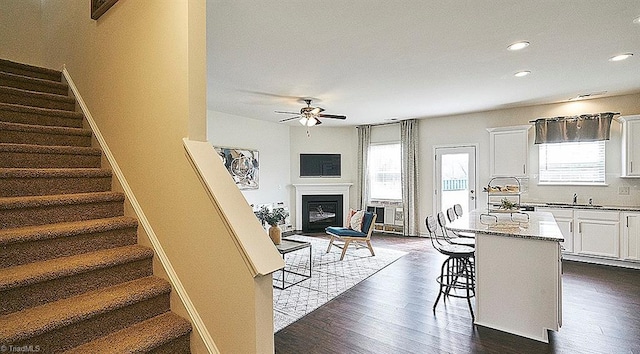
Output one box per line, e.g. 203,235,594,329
570,221,573,233
523,164,526,174
579,222,582,234
628,216,630,228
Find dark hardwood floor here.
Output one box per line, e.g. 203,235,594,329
275,233,640,354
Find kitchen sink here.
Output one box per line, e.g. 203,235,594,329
545,202,603,208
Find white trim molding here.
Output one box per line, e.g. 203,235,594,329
62,67,220,354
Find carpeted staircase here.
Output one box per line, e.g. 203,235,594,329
0,58,192,353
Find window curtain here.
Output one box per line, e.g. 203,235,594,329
356,125,371,210
401,119,419,236
534,112,617,144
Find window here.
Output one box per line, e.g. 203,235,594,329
538,141,605,184
368,143,401,200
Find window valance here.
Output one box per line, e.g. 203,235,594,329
532,112,618,144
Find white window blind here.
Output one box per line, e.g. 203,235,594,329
368,143,402,200
538,141,605,184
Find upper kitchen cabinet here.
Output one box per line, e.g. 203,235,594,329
487,125,531,177
620,115,640,177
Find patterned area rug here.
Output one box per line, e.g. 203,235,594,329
273,235,406,332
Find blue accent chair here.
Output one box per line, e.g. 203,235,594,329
325,212,377,260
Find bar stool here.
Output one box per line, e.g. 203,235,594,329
426,215,475,320
438,211,475,247
450,205,476,239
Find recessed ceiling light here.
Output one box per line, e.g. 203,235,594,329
514,70,531,77
507,41,530,51
634,16,640,24
609,53,633,62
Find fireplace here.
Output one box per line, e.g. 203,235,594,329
302,195,343,232
293,183,352,231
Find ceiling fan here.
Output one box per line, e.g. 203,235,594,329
276,99,347,127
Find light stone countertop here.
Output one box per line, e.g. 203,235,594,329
447,209,564,242
520,202,640,212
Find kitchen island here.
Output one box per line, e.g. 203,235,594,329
447,210,564,343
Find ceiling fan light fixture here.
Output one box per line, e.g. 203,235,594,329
299,116,318,126
307,117,318,126
507,41,530,51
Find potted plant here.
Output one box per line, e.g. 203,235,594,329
256,206,289,245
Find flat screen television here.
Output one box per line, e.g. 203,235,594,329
300,154,341,177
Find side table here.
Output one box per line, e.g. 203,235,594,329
273,239,312,289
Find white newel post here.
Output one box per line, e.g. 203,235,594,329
293,183,353,231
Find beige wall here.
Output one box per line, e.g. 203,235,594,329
0,0,44,66
417,93,640,234
289,125,359,224
208,110,292,208
35,1,267,352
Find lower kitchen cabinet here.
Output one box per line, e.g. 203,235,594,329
574,210,620,259
622,212,640,261
544,208,574,253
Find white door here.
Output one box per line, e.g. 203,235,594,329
435,146,477,216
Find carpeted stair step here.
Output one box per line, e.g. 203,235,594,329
0,276,172,352
0,86,75,111
0,102,84,128
0,244,154,315
0,71,68,96
0,191,124,229
65,312,192,354
0,143,101,168
0,168,112,197
0,216,138,268
0,121,92,147
0,59,62,82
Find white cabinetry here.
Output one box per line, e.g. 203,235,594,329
542,208,574,253
487,125,530,177
574,210,620,259
620,115,640,177
621,212,640,261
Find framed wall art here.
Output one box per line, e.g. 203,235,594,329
91,0,119,20
214,146,259,190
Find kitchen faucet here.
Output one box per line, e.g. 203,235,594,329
573,193,578,204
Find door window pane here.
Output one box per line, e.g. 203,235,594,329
441,153,469,213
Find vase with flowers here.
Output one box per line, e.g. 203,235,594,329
255,206,289,245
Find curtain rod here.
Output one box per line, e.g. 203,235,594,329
356,119,416,128
528,112,619,124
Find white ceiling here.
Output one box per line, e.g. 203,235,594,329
207,1,640,127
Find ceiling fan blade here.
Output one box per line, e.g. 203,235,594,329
314,118,323,125
318,114,347,119
275,110,300,115
279,116,301,122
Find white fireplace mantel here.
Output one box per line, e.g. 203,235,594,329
293,183,353,231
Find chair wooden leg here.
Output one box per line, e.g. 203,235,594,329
366,240,375,256
326,236,335,253
340,240,351,260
